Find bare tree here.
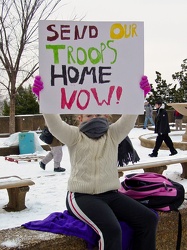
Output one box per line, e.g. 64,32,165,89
0,0,63,133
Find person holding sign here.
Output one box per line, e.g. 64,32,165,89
32,76,157,250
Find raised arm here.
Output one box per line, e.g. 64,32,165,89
109,76,151,143
43,114,79,146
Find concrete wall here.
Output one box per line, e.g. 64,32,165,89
0,111,186,134
112,110,187,127
0,114,75,134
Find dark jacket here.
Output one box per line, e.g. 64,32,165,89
41,126,62,147
154,105,170,134
50,136,62,147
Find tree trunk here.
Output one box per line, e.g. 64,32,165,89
9,96,16,134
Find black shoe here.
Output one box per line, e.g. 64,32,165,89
54,167,66,172
39,161,46,170
148,153,158,157
169,150,178,156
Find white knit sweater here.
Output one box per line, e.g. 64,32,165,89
43,114,137,194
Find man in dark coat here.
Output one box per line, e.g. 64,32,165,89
149,100,177,157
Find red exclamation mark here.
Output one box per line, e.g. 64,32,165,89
116,86,122,104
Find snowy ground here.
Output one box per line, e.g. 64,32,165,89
0,127,187,230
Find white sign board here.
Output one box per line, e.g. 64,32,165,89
39,20,144,114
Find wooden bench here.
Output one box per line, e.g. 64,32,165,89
0,176,35,212
118,156,187,178
0,203,187,250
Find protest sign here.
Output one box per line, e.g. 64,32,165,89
39,20,144,114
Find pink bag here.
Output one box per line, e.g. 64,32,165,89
119,172,184,211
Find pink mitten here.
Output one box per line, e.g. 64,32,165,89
140,76,151,97
32,76,44,99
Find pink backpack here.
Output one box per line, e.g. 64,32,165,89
118,172,185,211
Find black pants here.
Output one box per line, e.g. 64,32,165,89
66,191,158,250
153,133,175,154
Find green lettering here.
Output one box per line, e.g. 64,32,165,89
88,47,101,65
67,46,76,64
77,47,87,65
107,40,117,64
100,43,106,63
46,45,66,64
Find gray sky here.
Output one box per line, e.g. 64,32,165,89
59,0,187,86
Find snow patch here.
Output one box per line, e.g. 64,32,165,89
1,239,20,247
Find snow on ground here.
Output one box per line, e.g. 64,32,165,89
0,127,187,230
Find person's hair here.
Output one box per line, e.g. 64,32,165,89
73,114,81,126
73,114,113,126
155,99,163,105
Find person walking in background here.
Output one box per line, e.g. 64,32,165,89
174,110,183,130
149,100,177,157
143,101,155,129
40,129,65,172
